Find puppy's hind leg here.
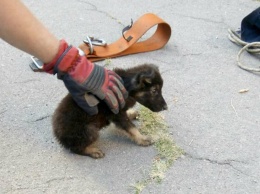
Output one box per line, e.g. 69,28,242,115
84,146,105,159
70,125,105,159
72,146,104,159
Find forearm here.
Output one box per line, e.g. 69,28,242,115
0,0,59,63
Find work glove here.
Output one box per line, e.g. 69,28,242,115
43,39,128,115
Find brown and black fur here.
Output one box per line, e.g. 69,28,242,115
52,64,167,158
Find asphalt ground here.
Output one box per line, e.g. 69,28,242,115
0,0,259,193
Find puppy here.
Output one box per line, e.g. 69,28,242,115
52,64,168,158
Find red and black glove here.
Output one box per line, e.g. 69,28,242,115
43,40,128,115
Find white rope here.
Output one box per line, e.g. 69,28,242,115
228,29,260,73
237,42,260,72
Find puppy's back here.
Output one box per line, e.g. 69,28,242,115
52,94,86,144
52,94,111,147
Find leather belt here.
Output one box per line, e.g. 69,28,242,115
79,13,171,62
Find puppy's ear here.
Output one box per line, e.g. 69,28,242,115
151,64,159,72
133,69,155,88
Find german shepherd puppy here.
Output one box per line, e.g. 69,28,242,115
52,64,167,158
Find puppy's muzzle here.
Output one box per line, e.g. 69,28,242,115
162,104,168,110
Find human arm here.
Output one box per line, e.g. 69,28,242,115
0,0,128,115
0,0,59,63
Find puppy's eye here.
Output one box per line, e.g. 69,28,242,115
151,88,157,94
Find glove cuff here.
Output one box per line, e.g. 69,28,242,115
43,39,69,74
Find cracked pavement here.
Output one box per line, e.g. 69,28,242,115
0,0,260,193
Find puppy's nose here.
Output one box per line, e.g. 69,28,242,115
162,104,168,110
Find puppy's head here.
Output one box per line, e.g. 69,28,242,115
130,64,168,112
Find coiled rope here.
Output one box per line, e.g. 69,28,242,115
228,29,260,73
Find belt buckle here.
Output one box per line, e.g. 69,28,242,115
30,56,44,72
83,36,107,54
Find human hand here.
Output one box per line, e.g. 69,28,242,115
43,40,128,115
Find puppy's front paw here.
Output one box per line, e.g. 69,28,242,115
126,109,139,120
127,128,154,147
137,136,154,146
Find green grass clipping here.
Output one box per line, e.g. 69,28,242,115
131,106,184,194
